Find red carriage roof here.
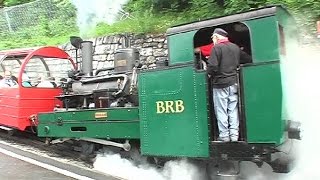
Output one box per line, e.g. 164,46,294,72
0,46,70,59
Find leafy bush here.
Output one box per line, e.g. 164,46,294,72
0,0,319,49
94,12,191,36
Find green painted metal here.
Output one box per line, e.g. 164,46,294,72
245,16,280,63
39,108,139,122
276,6,298,128
241,62,284,144
276,7,294,28
37,108,140,139
168,31,196,65
139,66,210,157
276,6,299,54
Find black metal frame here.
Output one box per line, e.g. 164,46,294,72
238,68,247,141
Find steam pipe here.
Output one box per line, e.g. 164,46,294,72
121,33,130,48
76,49,80,71
70,36,83,71
81,41,93,76
112,74,128,96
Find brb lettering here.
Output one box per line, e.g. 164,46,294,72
156,100,185,114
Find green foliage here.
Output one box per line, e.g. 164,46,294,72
52,0,76,17
0,0,78,49
94,12,189,36
125,0,190,13
152,0,190,12
4,0,34,6
0,0,319,50
125,0,320,35
268,0,320,34
223,0,250,14
187,0,224,19
3,1,82,49
125,0,153,14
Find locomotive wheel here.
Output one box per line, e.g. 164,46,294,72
120,146,147,166
146,157,168,168
7,129,16,136
80,141,96,161
206,160,240,180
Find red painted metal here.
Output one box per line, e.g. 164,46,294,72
0,46,75,131
0,48,34,56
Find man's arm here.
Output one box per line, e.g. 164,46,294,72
240,50,252,64
194,47,201,53
207,47,220,75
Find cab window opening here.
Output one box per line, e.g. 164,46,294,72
193,22,253,69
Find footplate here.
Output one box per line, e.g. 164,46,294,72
210,141,274,162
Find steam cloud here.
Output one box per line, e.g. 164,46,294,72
240,39,320,180
93,41,320,180
93,150,206,180
280,41,320,180
70,0,130,37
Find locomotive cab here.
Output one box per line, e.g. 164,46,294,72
193,22,252,142
140,5,301,174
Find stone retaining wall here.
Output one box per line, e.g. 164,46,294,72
60,33,168,70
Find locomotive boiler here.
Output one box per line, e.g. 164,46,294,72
58,39,141,110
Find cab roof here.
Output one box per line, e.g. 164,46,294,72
166,5,290,35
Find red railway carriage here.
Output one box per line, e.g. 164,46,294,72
0,46,75,131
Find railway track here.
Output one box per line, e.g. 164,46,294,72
0,129,124,180
0,129,94,169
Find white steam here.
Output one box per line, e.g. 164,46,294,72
281,42,320,180
245,40,320,180
93,150,206,180
238,40,320,180
70,0,130,37
93,42,320,180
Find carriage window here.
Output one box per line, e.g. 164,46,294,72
193,22,252,69
0,56,24,88
0,55,73,88
1,57,22,77
24,57,73,88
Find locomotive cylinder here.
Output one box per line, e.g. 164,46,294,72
81,41,93,76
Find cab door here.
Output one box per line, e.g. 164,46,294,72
138,65,210,158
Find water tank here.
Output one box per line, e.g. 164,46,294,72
114,48,139,72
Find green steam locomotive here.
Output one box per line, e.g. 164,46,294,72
37,5,301,178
